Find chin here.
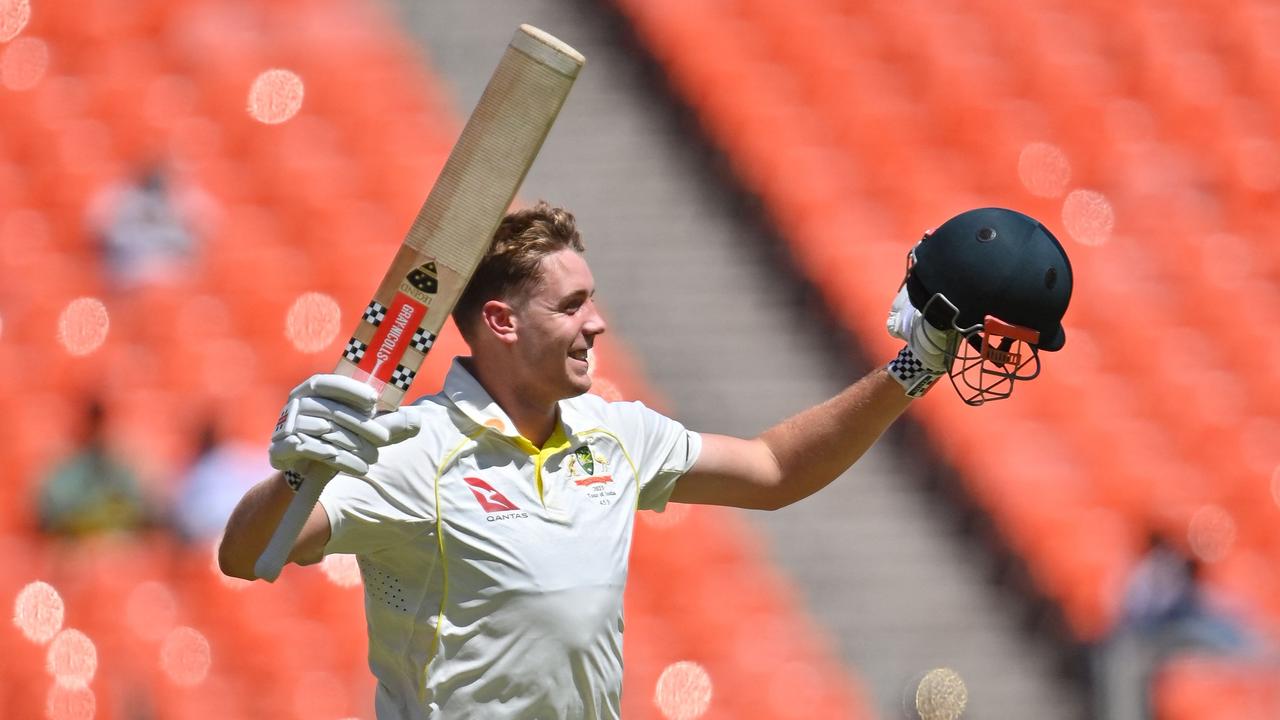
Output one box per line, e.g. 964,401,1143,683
563,372,592,397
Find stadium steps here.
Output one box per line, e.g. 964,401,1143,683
606,0,1280,717
391,0,1087,717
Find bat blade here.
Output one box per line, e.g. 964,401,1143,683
254,25,585,581
339,24,585,411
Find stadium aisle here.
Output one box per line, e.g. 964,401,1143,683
391,0,1087,718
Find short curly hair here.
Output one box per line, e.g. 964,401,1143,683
451,201,585,342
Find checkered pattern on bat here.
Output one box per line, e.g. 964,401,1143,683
390,364,416,391
363,301,388,326
411,328,435,353
344,338,369,363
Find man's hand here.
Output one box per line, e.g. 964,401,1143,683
885,287,958,397
268,375,422,488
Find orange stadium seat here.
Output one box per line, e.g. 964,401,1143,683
611,0,1280,710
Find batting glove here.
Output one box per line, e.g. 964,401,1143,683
885,287,958,398
269,374,422,490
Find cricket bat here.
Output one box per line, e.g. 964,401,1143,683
255,25,585,581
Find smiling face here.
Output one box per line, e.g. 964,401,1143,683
508,248,607,404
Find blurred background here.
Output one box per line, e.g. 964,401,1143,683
2,0,1279,718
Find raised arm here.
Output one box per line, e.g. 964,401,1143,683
669,287,954,510
669,368,912,510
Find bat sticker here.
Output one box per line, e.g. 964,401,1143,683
357,292,427,385
407,261,439,295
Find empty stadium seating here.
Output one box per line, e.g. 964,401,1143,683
611,0,1280,714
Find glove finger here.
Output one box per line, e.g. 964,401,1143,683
271,435,370,476
289,374,379,414
291,414,332,437
318,426,379,464
322,427,376,461
296,397,392,445
269,434,328,472
374,408,423,444
913,318,958,359
886,286,913,342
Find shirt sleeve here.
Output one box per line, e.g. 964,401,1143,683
318,439,435,556
619,402,703,512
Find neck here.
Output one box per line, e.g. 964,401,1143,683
464,356,559,448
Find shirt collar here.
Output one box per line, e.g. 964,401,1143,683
443,358,593,445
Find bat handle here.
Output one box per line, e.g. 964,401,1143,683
254,462,330,581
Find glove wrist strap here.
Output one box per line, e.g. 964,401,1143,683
283,469,305,493
887,346,943,398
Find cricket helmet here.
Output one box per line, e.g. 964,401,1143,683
903,207,1073,405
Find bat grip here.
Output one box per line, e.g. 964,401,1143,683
254,462,330,581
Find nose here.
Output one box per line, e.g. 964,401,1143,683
583,299,607,338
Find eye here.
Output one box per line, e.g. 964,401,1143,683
562,294,590,313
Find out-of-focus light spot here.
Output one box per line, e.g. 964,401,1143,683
58,298,109,356
0,0,31,42
46,629,97,688
1188,505,1236,563
125,581,178,642
210,540,251,590
915,667,968,720
285,292,340,353
161,626,211,686
638,502,691,530
247,69,304,124
14,581,65,644
1237,137,1280,192
321,554,362,588
1018,142,1072,198
1061,189,1114,246
1,35,48,91
45,683,95,720
654,660,712,720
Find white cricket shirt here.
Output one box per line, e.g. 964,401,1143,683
318,359,702,719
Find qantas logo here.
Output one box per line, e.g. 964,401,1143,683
463,477,520,513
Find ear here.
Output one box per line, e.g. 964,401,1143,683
480,299,518,344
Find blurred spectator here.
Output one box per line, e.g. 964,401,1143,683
36,399,153,537
173,415,272,543
87,162,218,292
1092,531,1258,720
